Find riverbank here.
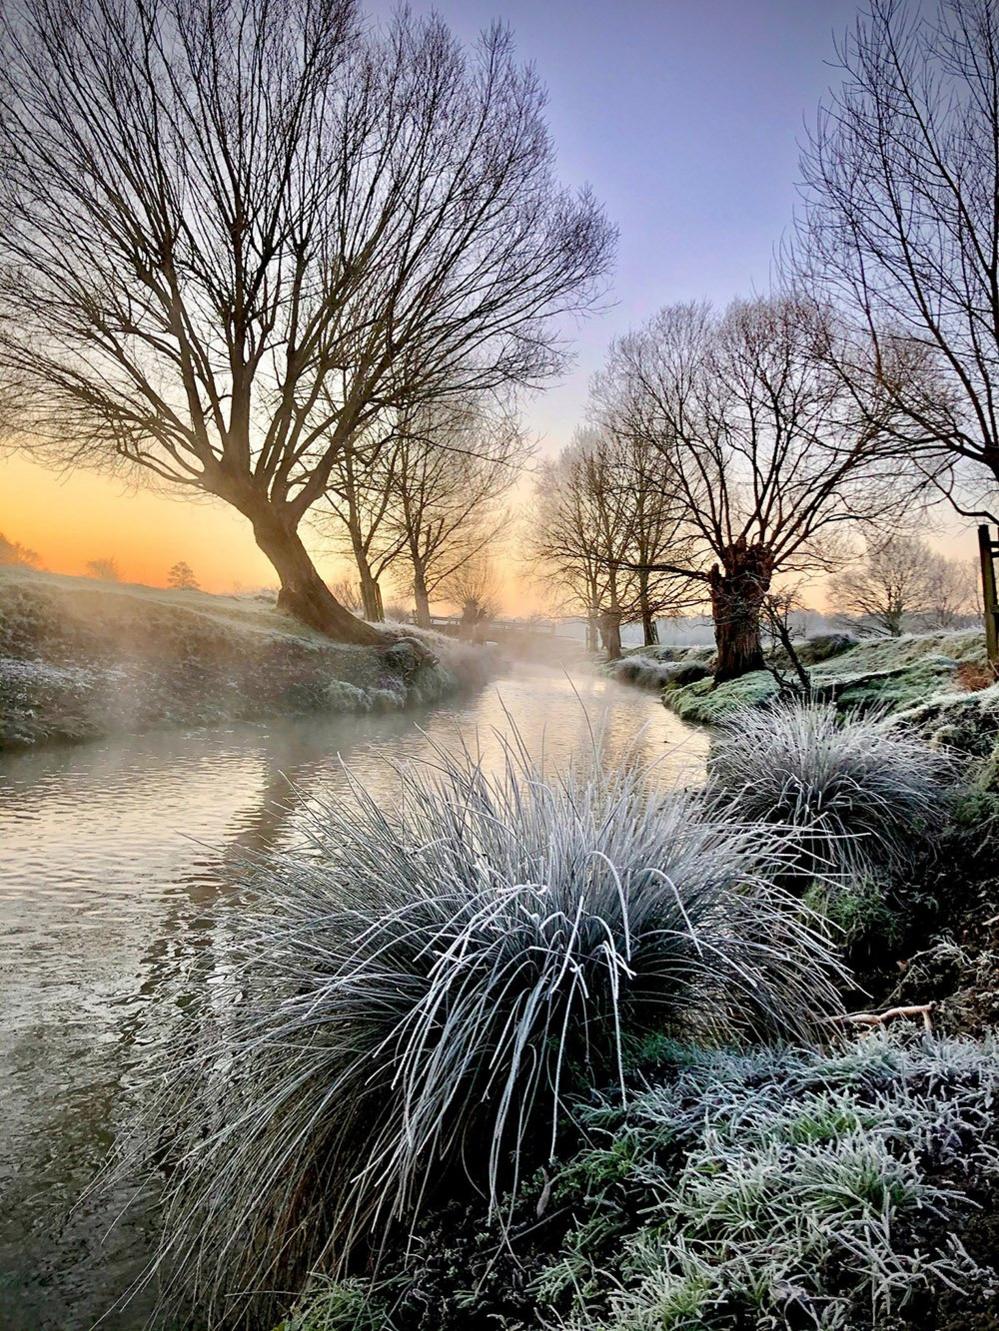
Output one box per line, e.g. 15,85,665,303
610,627,997,728
266,696,999,1331
0,567,492,749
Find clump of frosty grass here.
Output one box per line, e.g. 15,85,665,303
137,735,844,1326
544,1034,999,1331
708,701,955,882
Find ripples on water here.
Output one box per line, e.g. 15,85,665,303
0,663,708,1330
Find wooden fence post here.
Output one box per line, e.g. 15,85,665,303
978,524,999,666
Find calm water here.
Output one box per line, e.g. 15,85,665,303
0,662,707,1330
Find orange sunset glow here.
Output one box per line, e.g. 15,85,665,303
3,454,283,591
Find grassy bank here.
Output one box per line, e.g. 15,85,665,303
0,567,490,749
611,628,995,728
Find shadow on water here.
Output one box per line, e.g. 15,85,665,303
0,660,708,1330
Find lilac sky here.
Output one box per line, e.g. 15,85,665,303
422,0,865,453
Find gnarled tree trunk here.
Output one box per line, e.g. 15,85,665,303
709,538,774,683
249,505,384,644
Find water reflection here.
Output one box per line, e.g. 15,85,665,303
0,662,707,1330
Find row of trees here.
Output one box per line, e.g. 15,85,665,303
0,0,613,642
536,297,917,673
321,398,524,626
537,0,999,675
533,428,697,655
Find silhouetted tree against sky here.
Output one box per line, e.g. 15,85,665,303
532,428,696,657
386,398,525,628
167,561,199,591
85,557,120,583
797,0,999,521
596,298,911,681
830,534,976,636
0,532,40,568
321,426,407,624
0,0,613,641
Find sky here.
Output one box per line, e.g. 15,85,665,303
6,0,969,602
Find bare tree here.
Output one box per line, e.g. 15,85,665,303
327,576,363,614
0,0,614,642
532,429,696,658
440,555,500,638
167,560,199,591
387,399,526,628
797,0,999,521
828,534,965,636
532,441,608,652
761,585,813,700
0,532,41,568
86,556,120,582
597,298,912,680
923,552,980,628
320,429,407,623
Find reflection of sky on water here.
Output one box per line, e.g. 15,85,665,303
0,662,707,1330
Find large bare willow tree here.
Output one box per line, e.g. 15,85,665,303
597,299,910,680
797,0,999,519
0,0,613,640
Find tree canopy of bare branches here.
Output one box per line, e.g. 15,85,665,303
385,398,527,627
596,297,913,679
320,425,407,623
532,428,697,657
829,534,977,636
796,0,999,521
0,0,614,640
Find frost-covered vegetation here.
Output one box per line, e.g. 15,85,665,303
709,702,955,880
134,740,844,1326
611,628,993,728
0,567,491,747
117,698,999,1331
279,1034,999,1331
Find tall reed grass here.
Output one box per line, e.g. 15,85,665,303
135,733,843,1326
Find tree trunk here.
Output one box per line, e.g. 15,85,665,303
600,608,623,661
639,571,659,646
348,532,385,623
250,506,384,644
413,565,431,628
358,569,384,622
708,539,774,684
585,611,599,652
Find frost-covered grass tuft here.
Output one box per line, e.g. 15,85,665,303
544,1034,999,1331
708,701,955,882
136,735,844,1326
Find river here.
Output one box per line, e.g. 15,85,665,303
0,661,707,1330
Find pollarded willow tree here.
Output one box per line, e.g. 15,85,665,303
596,298,914,681
796,0,999,521
0,0,614,641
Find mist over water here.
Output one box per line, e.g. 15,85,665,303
0,660,707,1331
